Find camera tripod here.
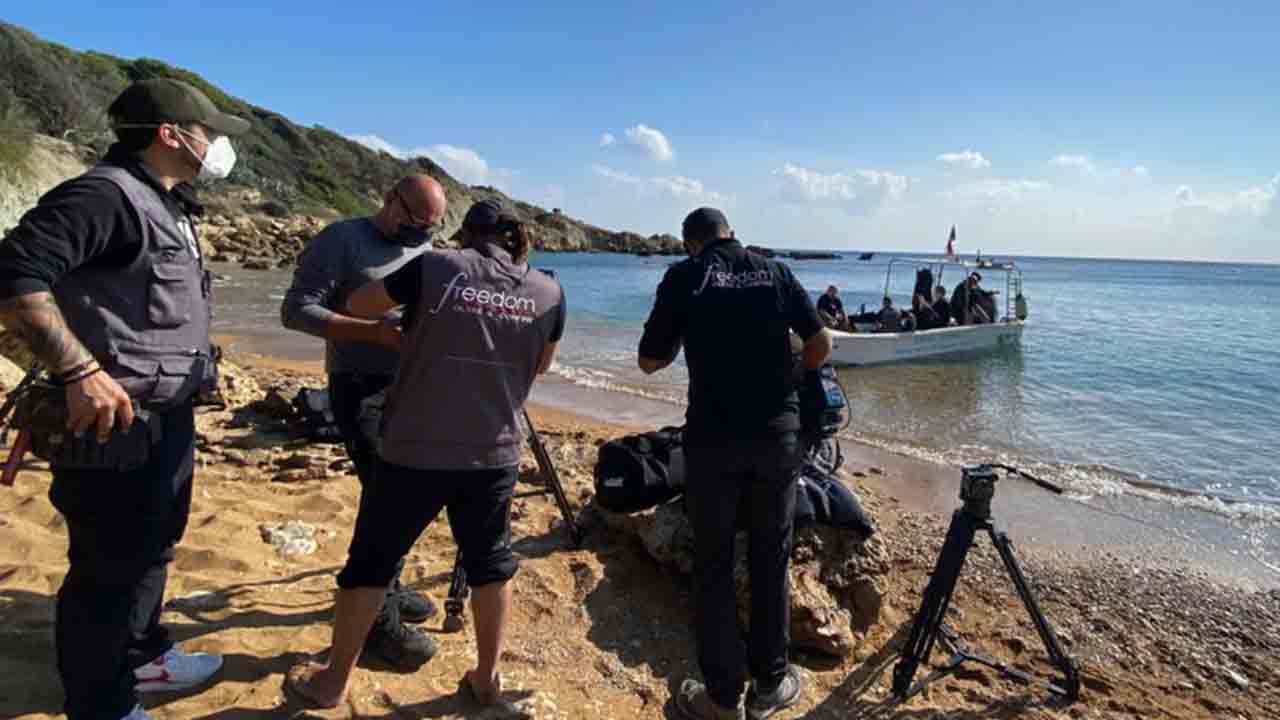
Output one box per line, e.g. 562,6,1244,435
891,464,1080,703
441,409,583,632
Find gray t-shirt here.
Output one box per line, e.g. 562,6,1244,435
281,218,430,376
379,243,565,470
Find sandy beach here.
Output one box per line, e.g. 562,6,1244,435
1,351,1277,719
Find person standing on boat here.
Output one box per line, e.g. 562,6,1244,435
280,174,447,668
816,285,848,330
637,207,832,720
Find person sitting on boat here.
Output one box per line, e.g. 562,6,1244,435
816,285,848,330
932,286,952,326
950,277,971,324
968,273,995,324
876,296,901,332
913,293,941,330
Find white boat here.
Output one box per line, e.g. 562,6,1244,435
829,320,1025,366
826,255,1029,367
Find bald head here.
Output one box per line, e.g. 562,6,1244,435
395,174,447,222
375,173,447,240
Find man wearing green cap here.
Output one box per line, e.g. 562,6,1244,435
0,78,249,720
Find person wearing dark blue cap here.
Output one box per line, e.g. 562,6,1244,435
638,207,832,719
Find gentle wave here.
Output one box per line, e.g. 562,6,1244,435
550,356,1280,525
550,363,685,405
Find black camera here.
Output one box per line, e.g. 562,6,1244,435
799,364,847,439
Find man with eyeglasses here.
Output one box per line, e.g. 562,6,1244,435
281,174,448,667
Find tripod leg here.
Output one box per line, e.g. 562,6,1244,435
522,409,583,547
987,527,1081,699
892,508,980,699
443,548,467,633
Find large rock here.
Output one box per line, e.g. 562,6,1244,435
214,360,261,410
595,495,890,657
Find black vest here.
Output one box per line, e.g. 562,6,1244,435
52,164,213,407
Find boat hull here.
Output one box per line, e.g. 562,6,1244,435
828,321,1024,366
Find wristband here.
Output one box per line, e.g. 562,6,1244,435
55,358,96,384
60,365,103,386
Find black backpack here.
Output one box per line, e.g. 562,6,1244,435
593,426,686,513
291,387,343,443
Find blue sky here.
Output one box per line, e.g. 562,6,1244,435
8,1,1278,261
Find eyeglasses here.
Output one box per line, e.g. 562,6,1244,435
395,188,437,230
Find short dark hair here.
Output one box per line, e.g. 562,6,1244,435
681,207,730,244
112,125,161,153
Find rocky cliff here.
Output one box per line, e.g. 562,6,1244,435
0,21,681,261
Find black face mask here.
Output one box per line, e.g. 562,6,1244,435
391,225,435,247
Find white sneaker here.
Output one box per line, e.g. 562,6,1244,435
121,705,153,720
134,647,224,692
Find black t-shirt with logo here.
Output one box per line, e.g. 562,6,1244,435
639,239,823,443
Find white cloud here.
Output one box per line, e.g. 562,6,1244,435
424,144,490,185
944,179,1051,203
599,124,676,162
348,134,401,157
774,163,908,212
937,150,991,170
1133,165,1150,178
1050,154,1098,175
624,124,675,162
1231,174,1279,215
347,134,492,185
591,164,724,203
1174,174,1279,216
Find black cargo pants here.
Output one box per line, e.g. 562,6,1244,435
48,401,195,720
683,431,802,709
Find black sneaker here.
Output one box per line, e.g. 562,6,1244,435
745,665,801,720
363,618,437,669
394,582,437,624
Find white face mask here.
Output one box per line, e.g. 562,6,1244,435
178,129,236,182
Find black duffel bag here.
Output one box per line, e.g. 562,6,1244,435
794,470,876,539
593,426,686,513
292,387,343,443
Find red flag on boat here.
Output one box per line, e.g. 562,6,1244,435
945,226,956,257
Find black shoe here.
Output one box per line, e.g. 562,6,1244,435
363,618,437,669
745,665,802,720
395,586,437,624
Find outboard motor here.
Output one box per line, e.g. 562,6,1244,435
1015,293,1029,320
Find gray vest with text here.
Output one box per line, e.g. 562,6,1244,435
52,164,213,407
379,244,564,470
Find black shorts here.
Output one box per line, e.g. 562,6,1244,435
336,459,519,590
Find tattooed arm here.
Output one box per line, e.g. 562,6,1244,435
0,292,95,374
0,177,142,441
0,293,135,440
